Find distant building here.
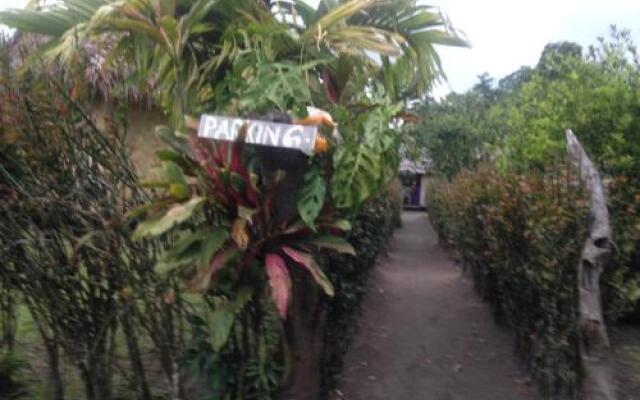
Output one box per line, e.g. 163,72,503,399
399,155,432,209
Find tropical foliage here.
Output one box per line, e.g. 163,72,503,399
422,27,640,396
0,0,465,210
0,54,184,400
0,0,464,398
427,167,588,396
321,191,397,395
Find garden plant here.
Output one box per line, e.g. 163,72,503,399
0,0,465,399
421,28,640,398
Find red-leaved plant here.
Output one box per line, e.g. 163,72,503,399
132,126,354,319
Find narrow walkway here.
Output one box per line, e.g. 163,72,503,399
332,212,532,400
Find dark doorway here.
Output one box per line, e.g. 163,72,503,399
400,173,421,207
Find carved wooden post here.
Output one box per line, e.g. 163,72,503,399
565,129,616,400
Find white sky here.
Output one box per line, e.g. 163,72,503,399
1,0,29,10
434,0,640,95
2,0,640,95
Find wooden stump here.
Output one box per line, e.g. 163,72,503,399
566,129,616,400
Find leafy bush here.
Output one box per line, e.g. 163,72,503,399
603,175,640,319
418,28,640,321
321,192,397,396
0,55,186,399
410,88,498,179
427,166,588,396
493,32,640,174
490,31,640,316
0,0,461,398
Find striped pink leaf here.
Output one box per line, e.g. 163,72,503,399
281,246,334,297
265,253,292,319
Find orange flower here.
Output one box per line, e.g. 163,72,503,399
314,135,329,153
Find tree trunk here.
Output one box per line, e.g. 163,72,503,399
253,111,325,400
28,303,65,400
565,129,616,400
0,282,16,351
121,304,152,400
278,269,325,400
269,166,325,400
80,333,114,400
149,303,182,400
46,340,65,400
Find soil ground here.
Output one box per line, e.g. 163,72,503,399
611,325,640,400
330,211,533,400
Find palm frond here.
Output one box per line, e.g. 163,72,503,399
349,0,468,94
0,0,107,36
324,26,404,56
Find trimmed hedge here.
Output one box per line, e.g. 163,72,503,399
426,166,588,396
320,192,398,397
602,174,640,320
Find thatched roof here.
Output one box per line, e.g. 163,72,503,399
399,146,432,175
399,156,432,175
5,31,152,105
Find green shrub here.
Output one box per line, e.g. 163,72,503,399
419,28,640,322
488,30,640,321
427,166,588,396
320,193,396,397
602,175,640,319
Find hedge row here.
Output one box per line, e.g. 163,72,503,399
426,166,588,396
320,191,399,397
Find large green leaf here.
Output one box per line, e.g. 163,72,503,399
328,219,352,231
240,62,314,113
154,252,200,276
133,196,204,239
162,160,187,184
296,167,326,231
199,228,229,269
208,305,235,351
331,144,381,209
308,235,355,255
163,228,208,259
363,104,402,152
281,246,334,297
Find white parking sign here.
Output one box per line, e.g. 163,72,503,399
198,114,318,155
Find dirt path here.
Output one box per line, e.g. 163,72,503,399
331,212,533,400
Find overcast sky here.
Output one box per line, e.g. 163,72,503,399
2,0,640,95
1,0,29,11
434,0,640,95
